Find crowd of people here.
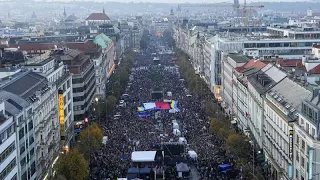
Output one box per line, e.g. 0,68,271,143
89,37,242,180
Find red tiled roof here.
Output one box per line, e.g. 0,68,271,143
309,64,320,74
85,13,110,21
10,41,101,55
243,59,266,69
11,43,56,51
279,59,302,67
235,66,245,72
58,41,101,54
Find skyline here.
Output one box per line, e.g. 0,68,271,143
29,0,318,3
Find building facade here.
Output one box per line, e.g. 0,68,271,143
264,78,311,180
0,100,18,180
1,71,60,180
53,49,95,122
25,56,74,149
294,89,320,180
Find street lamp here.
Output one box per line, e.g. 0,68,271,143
95,97,100,125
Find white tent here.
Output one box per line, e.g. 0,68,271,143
178,137,187,144
173,122,179,129
188,151,198,159
102,136,108,145
131,151,156,162
173,129,181,136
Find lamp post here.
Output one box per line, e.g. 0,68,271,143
95,97,100,125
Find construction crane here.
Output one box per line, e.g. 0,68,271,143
242,0,264,26
177,1,264,26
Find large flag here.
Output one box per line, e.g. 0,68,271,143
143,102,156,110
155,102,170,110
137,107,145,112
171,100,181,112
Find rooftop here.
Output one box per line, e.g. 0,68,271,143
228,54,249,63
0,90,30,116
1,70,49,101
248,64,286,94
268,77,311,120
86,13,110,21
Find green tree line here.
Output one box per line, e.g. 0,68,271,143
175,49,265,180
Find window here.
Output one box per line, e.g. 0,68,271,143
19,128,24,140
296,150,299,162
0,142,15,164
18,116,23,124
68,91,71,101
67,80,70,88
0,158,16,180
30,148,34,158
302,140,305,153
28,121,33,131
301,157,305,168
27,108,32,117
20,157,26,167
29,136,34,146
20,144,25,155
312,128,315,138
306,123,309,133
21,172,27,180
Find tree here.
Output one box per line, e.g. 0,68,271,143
77,123,103,160
203,99,216,117
112,82,122,99
118,69,130,89
226,133,251,158
106,95,117,116
93,100,106,120
54,148,89,180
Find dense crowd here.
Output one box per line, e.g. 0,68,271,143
89,38,242,180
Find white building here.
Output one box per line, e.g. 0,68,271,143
264,77,311,180
221,53,249,117
232,59,267,132
294,88,320,180
1,70,60,179
0,90,36,180
25,56,74,149
0,101,18,180
247,64,287,149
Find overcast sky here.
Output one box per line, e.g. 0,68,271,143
94,0,305,3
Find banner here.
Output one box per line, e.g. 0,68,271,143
138,113,151,118
58,90,65,146
309,148,313,180
289,130,294,160
288,165,293,179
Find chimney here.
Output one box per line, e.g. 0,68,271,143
35,90,41,98
302,56,307,65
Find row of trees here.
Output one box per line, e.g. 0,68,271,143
93,53,134,120
175,49,265,180
140,29,150,50
54,123,103,180
53,53,134,180
163,30,175,48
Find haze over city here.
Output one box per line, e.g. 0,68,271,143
1,0,320,180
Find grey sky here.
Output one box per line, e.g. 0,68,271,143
94,0,305,3
53,0,306,3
